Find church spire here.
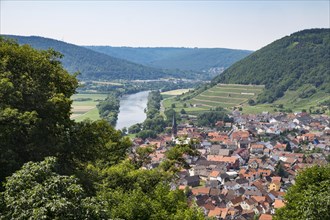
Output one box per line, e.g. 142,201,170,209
171,112,177,139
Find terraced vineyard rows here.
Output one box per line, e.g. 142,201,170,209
162,84,265,116
190,84,264,109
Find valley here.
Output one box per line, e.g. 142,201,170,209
1,27,329,220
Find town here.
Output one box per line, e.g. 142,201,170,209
130,110,330,219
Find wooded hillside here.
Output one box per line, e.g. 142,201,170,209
212,29,330,103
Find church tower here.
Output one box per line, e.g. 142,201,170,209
171,113,177,140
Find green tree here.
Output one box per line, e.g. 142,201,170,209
274,165,330,220
97,91,121,126
0,38,78,181
275,162,287,178
68,120,131,167
136,130,157,139
248,99,255,106
197,110,231,127
121,127,127,135
0,157,102,219
128,123,142,134
285,142,292,152
134,146,155,168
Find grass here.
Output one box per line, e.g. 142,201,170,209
71,93,108,121
74,108,100,122
126,133,137,139
161,89,191,95
161,94,175,99
241,104,275,114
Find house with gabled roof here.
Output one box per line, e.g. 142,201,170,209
241,198,258,211
227,196,244,208
191,187,210,196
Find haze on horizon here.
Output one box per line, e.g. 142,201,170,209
0,1,329,50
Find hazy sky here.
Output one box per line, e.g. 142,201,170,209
1,1,329,50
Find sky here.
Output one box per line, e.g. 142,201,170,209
0,1,329,50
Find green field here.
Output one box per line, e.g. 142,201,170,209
161,89,191,99
71,93,108,121
161,89,191,96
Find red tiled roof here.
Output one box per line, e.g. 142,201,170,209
273,199,285,209
210,170,220,178
207,155,238,163
191,187,210,195
259,214,273,220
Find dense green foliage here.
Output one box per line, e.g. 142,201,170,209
86,46,252,73
197,108,232,126
0,157,205,220
161,143,200,172
212,29,330,103
97,91,121,126
274,165,330,220
0,38,78,181
0,36,205,219
1,35,174,80
146,90,162,118
0,157,98,219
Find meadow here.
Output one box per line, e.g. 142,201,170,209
71,93,108,121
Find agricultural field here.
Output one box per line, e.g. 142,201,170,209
163,84,264,115
71,93,108,121
161,89,191,99
91,81,123,86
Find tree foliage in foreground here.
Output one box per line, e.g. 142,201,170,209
0,38,205,219
0,157,100,219
1,157,205,220
0,37,78,181
274,164,330,220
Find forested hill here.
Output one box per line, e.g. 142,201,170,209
212,28,330,103
85,46,252,72
1,35,171,80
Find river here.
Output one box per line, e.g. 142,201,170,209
116,91,149,130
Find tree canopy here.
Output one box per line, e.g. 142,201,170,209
274,164,330,220
0,38,78,180
0,157,99,219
